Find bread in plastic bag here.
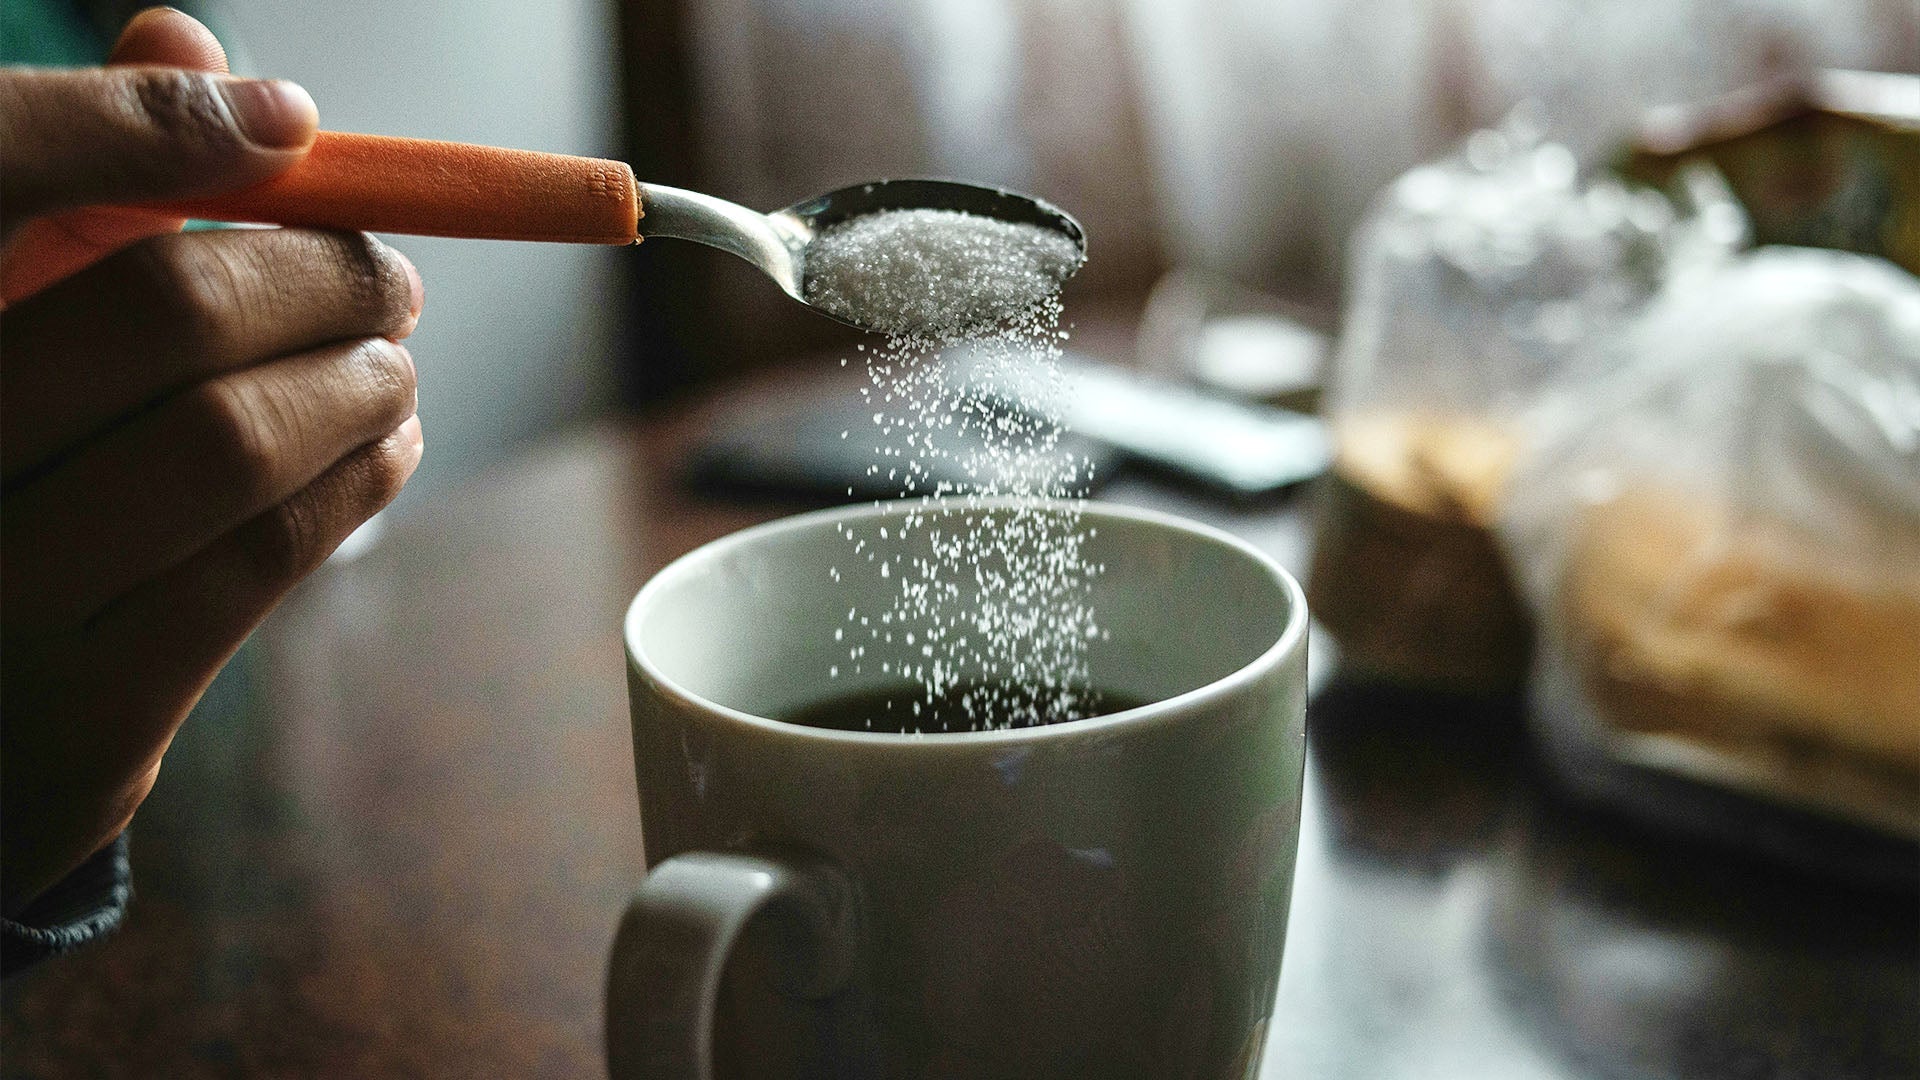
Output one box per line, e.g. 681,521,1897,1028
1309,116,1735,694
1502,246,1920,839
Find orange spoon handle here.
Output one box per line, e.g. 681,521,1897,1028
144,131,643,245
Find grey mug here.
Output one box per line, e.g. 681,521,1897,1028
607,500,1309,1079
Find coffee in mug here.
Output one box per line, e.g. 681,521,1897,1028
607,499,1309,1080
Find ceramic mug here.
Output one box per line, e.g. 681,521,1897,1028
607,500,1308,1079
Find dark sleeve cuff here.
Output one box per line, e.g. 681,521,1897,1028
2,833,132,977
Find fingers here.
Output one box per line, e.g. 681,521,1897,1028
0,415,421,908
2,228,420,481
0,7,234,302
0,65,316,235
2,335,419,633
81,416,423,742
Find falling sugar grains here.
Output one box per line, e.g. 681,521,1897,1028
811,207,1106,732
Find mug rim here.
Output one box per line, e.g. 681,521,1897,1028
624,497,1308,745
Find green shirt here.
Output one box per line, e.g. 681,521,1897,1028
1,0,104,66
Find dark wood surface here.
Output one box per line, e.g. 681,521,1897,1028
4,361,1916,1079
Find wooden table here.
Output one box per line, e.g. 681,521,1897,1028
4,366,1916,1078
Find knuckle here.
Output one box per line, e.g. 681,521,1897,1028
248,489,322,585
127,237,244,357
355,437,415,508
347,338,417,420
244,430,414,586
311,231,412,326
186,378,279,503
126,70,238,155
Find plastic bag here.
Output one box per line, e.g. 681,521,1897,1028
1502,247,1920,842
1308,115,1734,694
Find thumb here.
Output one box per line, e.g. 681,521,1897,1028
109,6,232,74
0,6,265,304
0,66,317,234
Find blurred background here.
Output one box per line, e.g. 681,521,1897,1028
16,0,1909,503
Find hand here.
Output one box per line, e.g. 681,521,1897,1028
1,8,426,915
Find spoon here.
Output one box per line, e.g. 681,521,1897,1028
146,132,1087,333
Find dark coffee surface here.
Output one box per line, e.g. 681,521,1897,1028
779,681,1150,733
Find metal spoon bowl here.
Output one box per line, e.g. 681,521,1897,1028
638,179,1088,333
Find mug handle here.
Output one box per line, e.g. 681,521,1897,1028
605,851,858,1080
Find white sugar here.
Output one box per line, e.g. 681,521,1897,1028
803,209,1083,336
820,207,1102,731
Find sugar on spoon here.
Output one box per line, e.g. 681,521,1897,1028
146,131,1087,334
